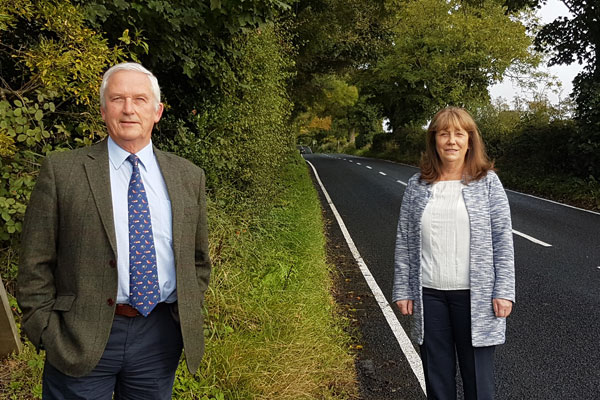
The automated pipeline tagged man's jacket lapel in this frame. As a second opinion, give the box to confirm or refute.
[84,140,117,255]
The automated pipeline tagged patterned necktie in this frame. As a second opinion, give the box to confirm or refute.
[127,154,160,317]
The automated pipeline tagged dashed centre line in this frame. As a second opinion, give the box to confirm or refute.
[396,179,407,186]
[512,230,552,247]
[379,171,387,176]
[366,166,373,169]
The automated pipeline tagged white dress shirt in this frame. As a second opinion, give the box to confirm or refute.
[107,137,176,304]
[420,180,471,290]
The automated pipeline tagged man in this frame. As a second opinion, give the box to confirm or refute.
[17,62,211,399]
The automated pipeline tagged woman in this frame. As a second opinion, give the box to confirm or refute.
[392,107,515,400]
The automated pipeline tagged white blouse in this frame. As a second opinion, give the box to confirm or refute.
[420,180,471,290]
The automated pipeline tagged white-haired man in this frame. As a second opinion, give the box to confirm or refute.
[18,62,211,399]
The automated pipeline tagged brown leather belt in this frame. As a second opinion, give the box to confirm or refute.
[115,304,140,317]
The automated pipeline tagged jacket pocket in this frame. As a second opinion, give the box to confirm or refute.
[52,294,76,311]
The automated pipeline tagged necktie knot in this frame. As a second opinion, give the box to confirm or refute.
[127,154,139,168]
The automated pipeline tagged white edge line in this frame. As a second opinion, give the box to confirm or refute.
[505,189,600,216]
[379,172,387,176]
[305,159,427,395]
[512,229,552,247]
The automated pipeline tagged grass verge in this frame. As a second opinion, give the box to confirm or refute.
[0,154,357,399]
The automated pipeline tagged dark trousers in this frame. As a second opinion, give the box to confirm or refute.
[42,302,183,400]
[420,288,495,400]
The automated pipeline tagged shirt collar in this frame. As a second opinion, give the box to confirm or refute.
[107,137,154,171]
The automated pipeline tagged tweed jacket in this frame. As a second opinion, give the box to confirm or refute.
[392,170,515,347]
[17,140,211,376]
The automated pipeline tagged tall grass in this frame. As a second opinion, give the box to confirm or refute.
[174,155,357,399]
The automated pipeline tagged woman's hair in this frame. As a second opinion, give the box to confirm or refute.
[420,106,494,183]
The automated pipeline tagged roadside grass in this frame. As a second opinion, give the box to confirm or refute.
[0,154,357,399]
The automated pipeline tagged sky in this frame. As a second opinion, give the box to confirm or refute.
[489,0,585,105]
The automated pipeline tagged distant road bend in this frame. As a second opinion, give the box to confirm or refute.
[305,153,600,400]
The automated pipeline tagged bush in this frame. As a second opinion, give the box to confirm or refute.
[0,0,127,286]
[157,26,295,214]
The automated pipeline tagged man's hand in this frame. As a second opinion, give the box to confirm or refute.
[493,298,513,318]
[395,300,413,315]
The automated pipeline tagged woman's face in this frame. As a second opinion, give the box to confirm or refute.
[435,123,469,167]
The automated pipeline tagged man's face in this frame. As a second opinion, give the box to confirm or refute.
[101,70,163,152]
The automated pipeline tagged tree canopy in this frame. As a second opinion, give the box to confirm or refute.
[360,0,537,130]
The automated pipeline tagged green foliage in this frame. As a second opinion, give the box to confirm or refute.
[76,0,293,120]
[349,96,383,149]
[290,0,389,118]
[361,0,538,130]
[534,0,600,178]
[174,158,356,399]
[157,26,295,211]
[0,342,45,399]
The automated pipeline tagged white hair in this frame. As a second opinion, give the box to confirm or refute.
[100,62,161,110]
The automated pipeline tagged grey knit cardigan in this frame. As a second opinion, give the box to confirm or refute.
[392,170,515,347]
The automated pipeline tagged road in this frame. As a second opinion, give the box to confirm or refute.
[304,153,600,400]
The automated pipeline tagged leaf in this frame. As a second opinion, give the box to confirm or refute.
[118,29,131,45]
[35,109,43,121]
[210,0,221,10]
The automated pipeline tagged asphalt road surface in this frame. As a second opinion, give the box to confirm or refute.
[304,153,600,400]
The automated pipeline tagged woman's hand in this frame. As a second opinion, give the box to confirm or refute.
[493,298,513,318]
[396,300,414,315]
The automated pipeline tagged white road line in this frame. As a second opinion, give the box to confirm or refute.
[305,160,427,395]
[349,160,353,163]
[379,172,387,176]
[357,162,362,165]
[396,180,407,186]
[366,166,373,169]
[506,189,600,216]
[512,229,552,247]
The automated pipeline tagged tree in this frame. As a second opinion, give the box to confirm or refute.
[75,0,294,120]
[360,0,538,131]
[290,0,389,116]
[534,0,600,177]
